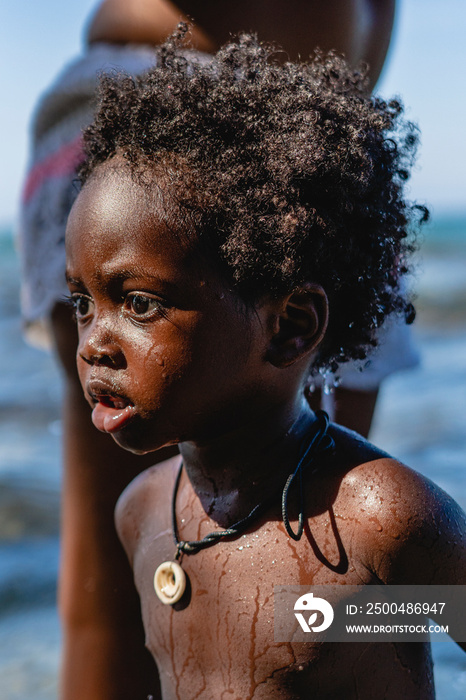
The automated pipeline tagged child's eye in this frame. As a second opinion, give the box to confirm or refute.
[71,294,94,320]
[125,293,164,318]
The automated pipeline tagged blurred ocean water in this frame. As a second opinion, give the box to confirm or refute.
[0,216,465,698]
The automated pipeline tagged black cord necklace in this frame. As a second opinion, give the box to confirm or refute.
[153,410,334,605]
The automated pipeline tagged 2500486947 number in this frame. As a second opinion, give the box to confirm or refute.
[366,602,446,615]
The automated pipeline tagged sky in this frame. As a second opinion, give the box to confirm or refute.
[0,0,465,228]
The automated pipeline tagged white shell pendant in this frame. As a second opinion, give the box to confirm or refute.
[154,561,186,605]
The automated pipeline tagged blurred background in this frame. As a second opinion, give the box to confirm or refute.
[0,1,465,697]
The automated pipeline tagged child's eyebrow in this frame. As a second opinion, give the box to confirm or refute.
[65,273,83,287]
[66,267,184,297]
[99,267,172,286]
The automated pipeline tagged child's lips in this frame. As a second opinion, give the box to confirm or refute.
[91,401,136,433]
[87,385,136,434]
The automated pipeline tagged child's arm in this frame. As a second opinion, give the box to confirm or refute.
[356,459,466,648]
[367,461,466,586]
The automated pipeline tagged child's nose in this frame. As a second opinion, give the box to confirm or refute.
[78,320,125,368]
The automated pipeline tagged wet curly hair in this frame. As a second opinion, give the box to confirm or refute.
[79,25,427,374]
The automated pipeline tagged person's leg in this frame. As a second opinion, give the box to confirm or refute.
[332,387,379,438]
[51,302,176,699]
[307,387,379,438]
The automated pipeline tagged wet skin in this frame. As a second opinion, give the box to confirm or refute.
[66,160,300,459]
[118,454,442,699]
[66,160,466,699]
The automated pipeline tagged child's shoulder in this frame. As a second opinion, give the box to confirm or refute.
[115,453,181,564]
[329,425,466,585]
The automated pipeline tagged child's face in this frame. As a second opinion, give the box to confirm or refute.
[66,161,280,454]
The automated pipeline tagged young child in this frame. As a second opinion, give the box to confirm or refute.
[65,30,466,699]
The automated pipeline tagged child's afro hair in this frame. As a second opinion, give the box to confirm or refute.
[80,24,427,374]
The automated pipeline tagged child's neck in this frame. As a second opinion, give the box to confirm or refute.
[179,398,318,527]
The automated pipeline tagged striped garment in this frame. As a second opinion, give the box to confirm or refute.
[18,43,209,347]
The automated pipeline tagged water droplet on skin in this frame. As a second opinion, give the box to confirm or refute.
[238,546,243,551]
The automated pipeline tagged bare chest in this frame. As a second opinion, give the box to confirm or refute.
[133,514,389,699]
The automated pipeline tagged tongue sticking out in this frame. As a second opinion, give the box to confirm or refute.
[92,399,136,433]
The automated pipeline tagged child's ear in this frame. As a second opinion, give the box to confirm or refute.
[266,284,328,368]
